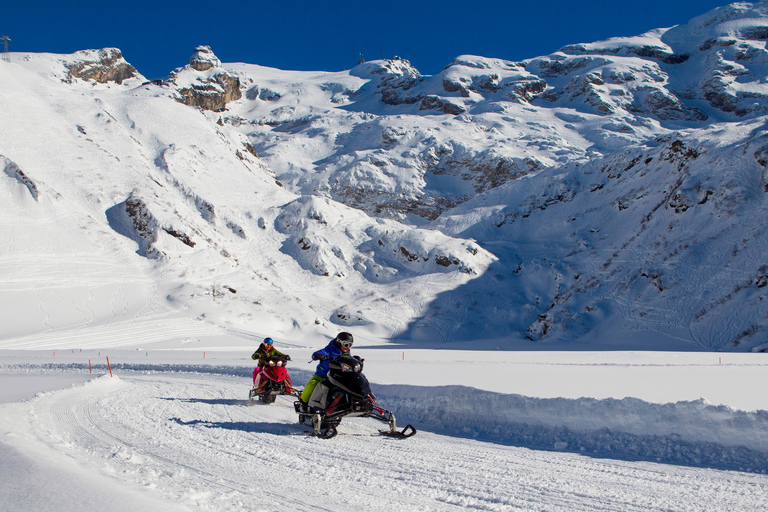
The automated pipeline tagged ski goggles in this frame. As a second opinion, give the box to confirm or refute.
[338,339,353,348]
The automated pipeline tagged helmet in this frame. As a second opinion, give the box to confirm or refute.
[263,337,274,346]
[335,332,353,348]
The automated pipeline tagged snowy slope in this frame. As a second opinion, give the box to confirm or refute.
[0,48,494,349]
[2,366,768,512]
[427,131,768,349]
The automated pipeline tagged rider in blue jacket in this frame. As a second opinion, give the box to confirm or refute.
[299,332,354,405]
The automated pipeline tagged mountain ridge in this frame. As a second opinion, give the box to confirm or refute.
[2,1,768,351]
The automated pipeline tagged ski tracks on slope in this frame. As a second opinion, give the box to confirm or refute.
[0,318,224,350]
[2,372,767,511]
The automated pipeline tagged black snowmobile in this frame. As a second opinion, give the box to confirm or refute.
[294,354,416,439]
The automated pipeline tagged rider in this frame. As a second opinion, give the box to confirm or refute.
[299,332,354,407]
[251,337,291,389]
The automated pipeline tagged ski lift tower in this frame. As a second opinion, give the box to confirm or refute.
[1,36,10,63]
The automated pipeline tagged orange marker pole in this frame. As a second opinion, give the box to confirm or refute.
[89,359,92,374]
[106,356,113,377]
[204,352,206,359]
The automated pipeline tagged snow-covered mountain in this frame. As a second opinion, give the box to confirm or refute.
[2,1,768,351]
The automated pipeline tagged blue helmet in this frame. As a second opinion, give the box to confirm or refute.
[263,337,274,346]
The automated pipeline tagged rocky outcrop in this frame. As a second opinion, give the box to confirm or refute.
[274,195,493,279]
[419,95,465,115]
[628,87,708,122]
[106,194,161,258]
[187,45,221,71]
[175,74,241,112]
[2,156,39,200]
[172,46,242,112]
[106,193,199,258]
[506,78,547,102]
[354,58,425,106]
[441,57,546,103]
[562,73,615,115]
[427,150,542,196]
[532,52,706,120]
[560,43,690,65]
[65,48,138,84]
[755,146,768,192]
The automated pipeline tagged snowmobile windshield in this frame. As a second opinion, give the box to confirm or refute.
[329,356,361,373]
[329,371,371,397]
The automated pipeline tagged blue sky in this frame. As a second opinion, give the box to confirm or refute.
[4,0,731,79]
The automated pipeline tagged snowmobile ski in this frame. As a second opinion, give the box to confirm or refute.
[379,423,417,438]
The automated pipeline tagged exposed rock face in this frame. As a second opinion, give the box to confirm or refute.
[172,46,242,112]
[353,58,425,106]
[106,193,198,258]
[531,52,709,121]
[562,73,615,115]
[274,195,493,278]
[123,195,160,258]
[627,87,707,121]
[506,78,547,102]
[755,146,768,192]
[441,57,546,103]
[419,95,465,115]
[426,146,543,196]
[559,43,690,65]
[187,45,221,71]
[175,73,241,111]
[65,48,138,84]
[2,156,38,200]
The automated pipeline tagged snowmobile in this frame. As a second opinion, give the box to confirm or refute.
[248,356,297,404]
[294,354,416,439]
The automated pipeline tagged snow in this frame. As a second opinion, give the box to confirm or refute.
[2,347,768,511]
[2,364,768,511]
[3,2,768,510]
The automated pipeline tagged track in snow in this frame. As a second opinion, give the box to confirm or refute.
[2,372,767,511]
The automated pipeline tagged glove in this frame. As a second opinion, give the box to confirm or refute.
[312,354,324,361]
[284,355,291,361]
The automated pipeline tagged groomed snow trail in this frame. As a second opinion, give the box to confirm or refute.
[1,373,767,511]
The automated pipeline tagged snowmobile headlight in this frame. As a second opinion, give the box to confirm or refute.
[277,360,284,366]
[341,363,353,372]
[268,360,276,366]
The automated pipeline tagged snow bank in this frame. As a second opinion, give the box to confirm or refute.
[375,385,768,473]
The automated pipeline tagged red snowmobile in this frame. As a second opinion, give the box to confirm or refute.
[249,356,297,404]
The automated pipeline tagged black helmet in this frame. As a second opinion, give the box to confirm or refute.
[335,332,354,348]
